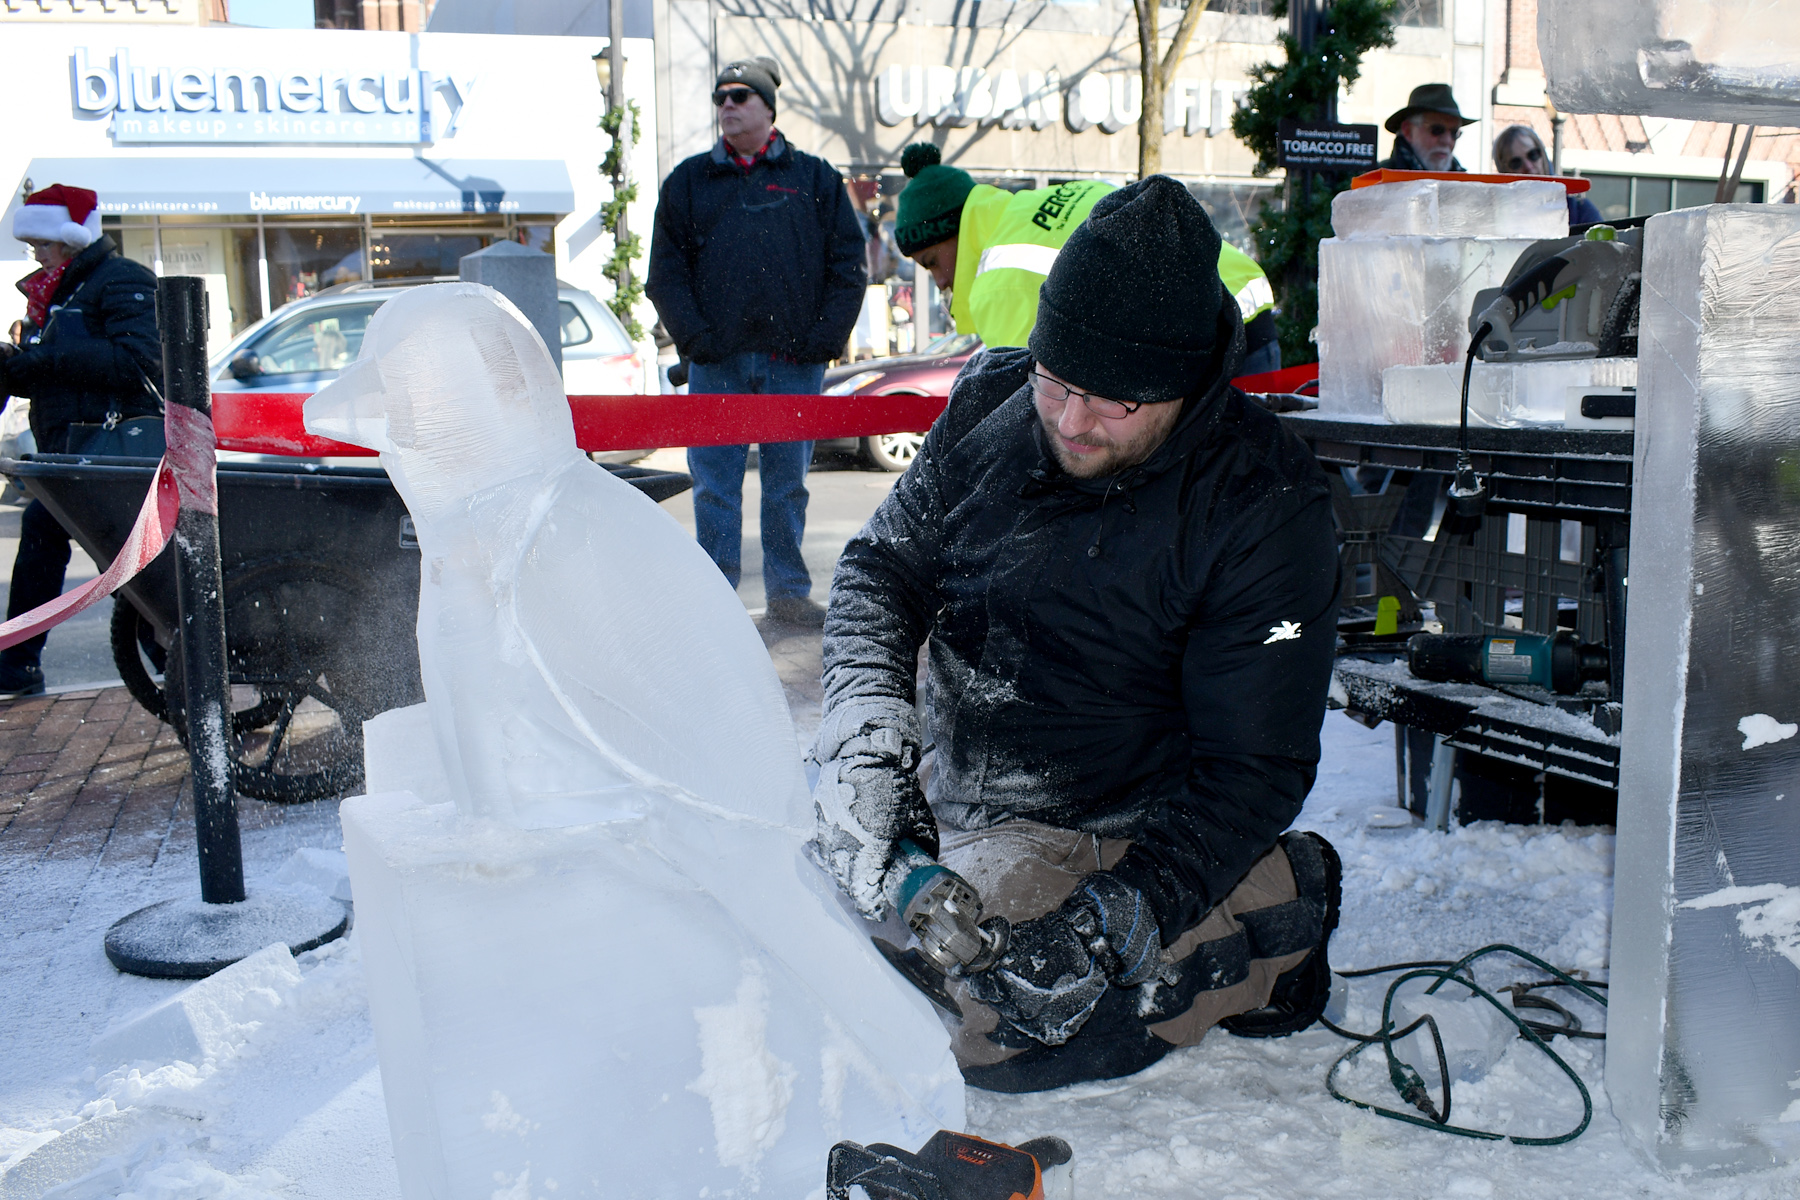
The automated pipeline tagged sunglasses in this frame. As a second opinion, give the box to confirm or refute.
[713,87,756,107]
[1031,368,1143,419]
[1423,122,1464,139]
[1503,147,1546,171]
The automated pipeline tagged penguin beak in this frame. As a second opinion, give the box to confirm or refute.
[304,355,391,451]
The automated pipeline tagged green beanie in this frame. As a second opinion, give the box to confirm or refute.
[895,143,974,255]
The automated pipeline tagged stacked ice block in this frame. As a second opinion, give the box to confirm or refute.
[306,285,962,1199]
[1317,179,1568,416]
[1611,205,1800,1172]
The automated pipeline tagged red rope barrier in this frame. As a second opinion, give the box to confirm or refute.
[210,392,954,458]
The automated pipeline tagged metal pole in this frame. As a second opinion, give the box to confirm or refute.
[158,275,244,906]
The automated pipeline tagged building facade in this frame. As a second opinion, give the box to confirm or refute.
[2,25,658,355]
[653,0,1484,252]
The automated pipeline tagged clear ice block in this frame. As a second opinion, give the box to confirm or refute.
[1330,179,1570,241]
[1318,236,1545,415]
[309,285,963,1199]
[1610,204,1800,1173]
[1541,0,1800,124]
[1381,358,1638,427]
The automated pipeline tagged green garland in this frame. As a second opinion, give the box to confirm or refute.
[600,99,645,341]
[1231,0,1395,367]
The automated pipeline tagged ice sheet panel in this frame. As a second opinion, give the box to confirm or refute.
[1318,237,1543,415]
[1611,204,1800,1173]
[1331,180,1569,240]
[1381,358,1637,426]
[305,283,810,832]
[343,791,962,1200]
[1540,0,1800,124]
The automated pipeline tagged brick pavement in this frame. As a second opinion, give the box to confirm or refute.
[0,624,830,867]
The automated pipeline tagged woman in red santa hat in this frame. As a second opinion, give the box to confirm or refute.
[0,183,163,695]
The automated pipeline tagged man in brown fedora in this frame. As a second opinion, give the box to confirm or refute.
[1378,83,1473,173]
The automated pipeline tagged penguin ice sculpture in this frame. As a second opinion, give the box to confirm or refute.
[304,282,808,830]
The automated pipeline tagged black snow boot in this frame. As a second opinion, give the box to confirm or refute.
[1220,830,1342,1038]
[0,659,45,698]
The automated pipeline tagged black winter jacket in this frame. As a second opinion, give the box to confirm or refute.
[4,237,162,452]
[647,135,867,365]
[821,310,1340,943]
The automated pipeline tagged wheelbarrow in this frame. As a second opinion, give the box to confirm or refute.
[1,453,692,802]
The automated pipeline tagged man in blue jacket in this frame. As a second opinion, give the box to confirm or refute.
[647,58,867,627]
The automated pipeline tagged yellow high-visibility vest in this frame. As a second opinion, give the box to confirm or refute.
[949,180,1113,348]
[947,180,1274,347]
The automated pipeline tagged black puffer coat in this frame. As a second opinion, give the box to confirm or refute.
[4,236,162,452]
[822,311,1340,942]
[647,134,867,365]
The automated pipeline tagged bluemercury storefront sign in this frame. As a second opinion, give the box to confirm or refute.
[70,48,476,145]
[873,64,1249,137]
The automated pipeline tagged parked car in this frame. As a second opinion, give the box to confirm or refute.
[212,277,646,400]
[817,332,979,471]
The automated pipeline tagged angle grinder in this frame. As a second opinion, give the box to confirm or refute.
[885,838,1009,976]
[1408,630,1609,695]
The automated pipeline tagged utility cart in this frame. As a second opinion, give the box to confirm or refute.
[2,453,691,803]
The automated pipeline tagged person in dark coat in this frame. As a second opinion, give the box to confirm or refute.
[1378,83,1473,173]
[0,184,162,695]
[809,177,1343,1093]
[646,57,867,628]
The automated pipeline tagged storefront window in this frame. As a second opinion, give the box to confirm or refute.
[91,213,566,333]
[369,230,498,279]
[264,221,364,307]
[1584,174,1763,222]
[106,217,266,343]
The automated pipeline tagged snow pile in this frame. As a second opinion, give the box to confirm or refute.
[6,715,1800,1197]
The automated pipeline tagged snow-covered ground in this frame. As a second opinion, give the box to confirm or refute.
[4,713,1798,1199]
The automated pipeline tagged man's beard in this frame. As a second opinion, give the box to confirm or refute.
[1423,147,1453,170]
[1039,402,1183,479]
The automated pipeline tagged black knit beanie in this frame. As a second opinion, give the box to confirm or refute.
[716,58,781,115]
[1028,175,1227,405]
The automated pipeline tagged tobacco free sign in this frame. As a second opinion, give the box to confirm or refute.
[1276,120,1379,172]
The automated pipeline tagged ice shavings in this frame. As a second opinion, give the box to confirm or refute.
[1680,884,1800,972]
[688,964,797,1179]
[1739,713,1798,750]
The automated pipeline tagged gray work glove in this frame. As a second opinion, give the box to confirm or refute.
[966,873,1167,1046]
[808,697,935,920]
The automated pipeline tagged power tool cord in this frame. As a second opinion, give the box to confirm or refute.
[1320,943,1605,1146]
[1446,327,1491,515]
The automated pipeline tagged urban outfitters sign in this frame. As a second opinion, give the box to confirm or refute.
[873,64,1248,137]
[69,48,477,145]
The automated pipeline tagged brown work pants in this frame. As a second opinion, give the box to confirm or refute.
[938,820,1314,1092]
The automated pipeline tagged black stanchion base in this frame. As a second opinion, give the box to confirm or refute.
[104,891,349,979]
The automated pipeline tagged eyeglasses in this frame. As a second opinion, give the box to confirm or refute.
[1031,368,1142,419]
[713,87,755,107]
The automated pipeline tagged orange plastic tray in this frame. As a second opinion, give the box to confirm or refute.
[1350,168,1590,193]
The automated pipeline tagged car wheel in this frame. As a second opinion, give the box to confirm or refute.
[863,431,925,472]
